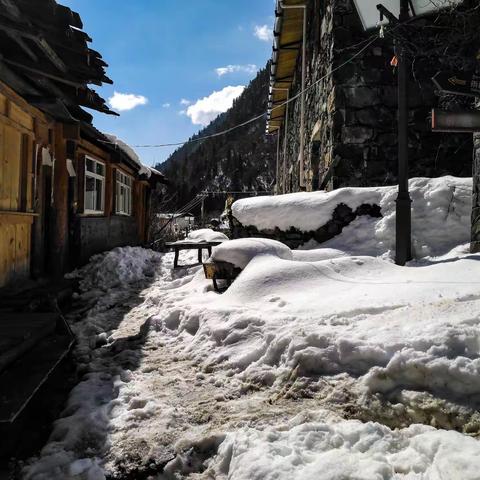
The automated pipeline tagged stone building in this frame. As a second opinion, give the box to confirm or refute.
[267,0,477,194]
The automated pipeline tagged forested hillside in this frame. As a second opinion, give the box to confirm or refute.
[157,63,276,216]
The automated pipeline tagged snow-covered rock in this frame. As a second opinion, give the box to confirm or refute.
[233,176,472,257]
[211,238,293,269]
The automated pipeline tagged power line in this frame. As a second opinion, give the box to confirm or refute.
[99,33,380,150]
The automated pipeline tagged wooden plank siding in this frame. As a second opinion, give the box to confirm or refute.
[0,87,38,288]
[0,214,34,286]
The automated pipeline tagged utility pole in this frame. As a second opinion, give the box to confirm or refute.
[395,0,412,265]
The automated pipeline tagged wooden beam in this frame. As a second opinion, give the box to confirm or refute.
[0,61,41,96]
[2,57,82,88]
[50,123,69,277]
[33,37,68,73]
[0,212,37,226]
[6,32,38,62]
[0,0,21,20]
[62,123,80,141]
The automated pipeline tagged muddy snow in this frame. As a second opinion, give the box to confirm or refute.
[23,177,480,480]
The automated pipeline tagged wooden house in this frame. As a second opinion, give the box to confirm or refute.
[0,0,167,291]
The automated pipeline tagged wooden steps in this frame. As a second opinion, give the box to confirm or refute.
[0,333,73,423]
[0,313,59,374]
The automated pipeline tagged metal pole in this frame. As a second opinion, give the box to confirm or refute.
[395,0,412,265]
[275,129,281,194]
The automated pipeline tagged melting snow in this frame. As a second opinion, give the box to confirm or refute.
[23,176,480,479]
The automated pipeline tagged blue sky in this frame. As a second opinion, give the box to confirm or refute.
[61,0,275,166]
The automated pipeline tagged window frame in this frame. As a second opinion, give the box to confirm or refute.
[115,169,133,216]
[84,156,106,215]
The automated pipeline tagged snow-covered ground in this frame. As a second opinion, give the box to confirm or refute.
[23,178,480,480]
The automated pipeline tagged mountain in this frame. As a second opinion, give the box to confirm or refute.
[156,63,276,217]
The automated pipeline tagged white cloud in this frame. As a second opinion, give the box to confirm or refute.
[162,102,171,108]
[186,85,245,126]
[180,98,191,106]
[215,64,258,77]
[254,24,273,42]
[108,91,148,111]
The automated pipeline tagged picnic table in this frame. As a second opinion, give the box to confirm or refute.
[165,241,223,268]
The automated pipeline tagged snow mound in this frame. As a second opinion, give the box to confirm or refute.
[211,417,480,479]
[292,248,347,262]
[233,176,472,258]
[211,238,293,269]
[153,250,480,403]
[66,246,163,290]
[186,228,229,243]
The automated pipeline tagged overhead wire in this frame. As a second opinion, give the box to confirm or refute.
[99,32,382,150]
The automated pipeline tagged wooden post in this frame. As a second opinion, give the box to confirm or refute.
[50,123,69,277]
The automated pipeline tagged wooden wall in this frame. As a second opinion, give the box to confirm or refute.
[0,88,37,288]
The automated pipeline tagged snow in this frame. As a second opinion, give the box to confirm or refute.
[211,238,293,268]
[24,176,480,479]
[66,246,163,290]
[153,249,480,404]
[208,415,480,480]
[185,228,229,242]
[104,133,141,167]
[232,176,472,257]
[104,134,163,180]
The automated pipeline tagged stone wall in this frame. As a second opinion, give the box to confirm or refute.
[472,134,480,252]
[277,0,475,194]
[230,203,381,249]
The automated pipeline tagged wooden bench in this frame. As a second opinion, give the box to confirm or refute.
[165,241,223,268]
[203,260,241,292]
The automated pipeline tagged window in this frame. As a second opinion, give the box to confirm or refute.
[84,157,105,214]
[115,170,133,215]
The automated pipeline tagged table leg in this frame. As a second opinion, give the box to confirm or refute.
[207,247,212,257]
[174,249,179,268]
[198,248,202,264]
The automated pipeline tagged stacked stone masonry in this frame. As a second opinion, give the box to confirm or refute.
[231,203,382,249]
[276,0,476,194]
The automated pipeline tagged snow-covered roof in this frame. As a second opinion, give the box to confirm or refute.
[104,133,166,182]
[104,133,141,167]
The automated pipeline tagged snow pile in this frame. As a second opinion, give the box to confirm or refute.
[66,246,163,291]
[209,416,480,479]
[211,238,293,269]
[153,249,480,404]
[233,176,472,257]
[24,247,171,480]
[186,228,229,243]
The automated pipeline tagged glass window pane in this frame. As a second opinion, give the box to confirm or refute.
[96,163,105,176]
[95,179,103,211]
[86,158,94,172]
[85,176,95,210]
